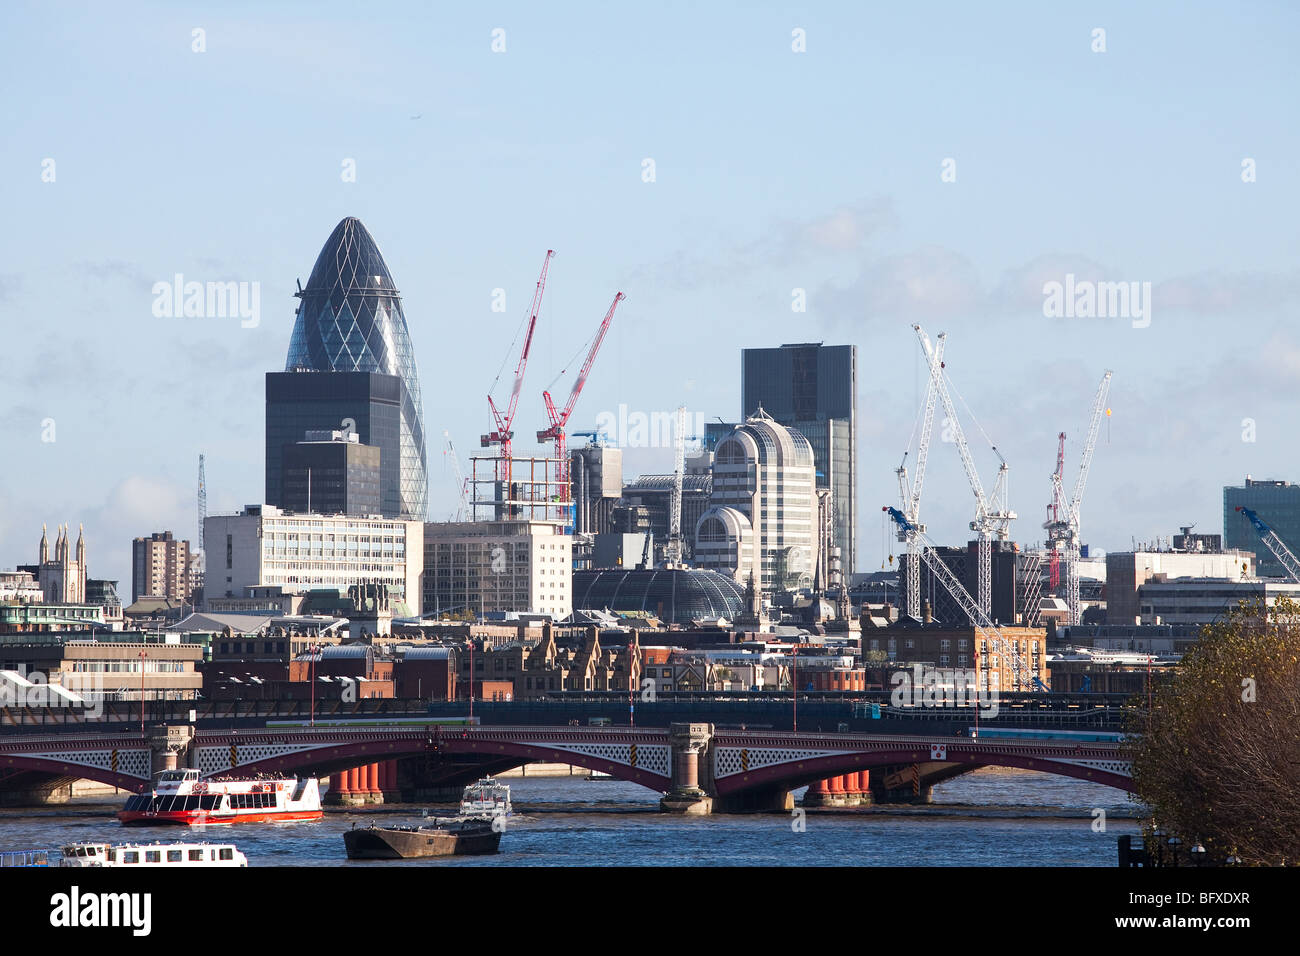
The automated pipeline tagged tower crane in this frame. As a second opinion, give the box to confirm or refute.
[1235,507,1300,583]
[665,405,687,566]
[443,430,470,521]
[1043,371,1113,624]
[884,506,1044,692]
[537,291,624,527]
[913,325,1015,620]
[483,250,555,485]
[895,332,945,619]
[1045,433,1066,591]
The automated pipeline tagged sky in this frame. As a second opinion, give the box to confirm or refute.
[2,1,1298,588]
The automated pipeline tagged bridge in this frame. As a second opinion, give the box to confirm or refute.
[0,721,1131,812]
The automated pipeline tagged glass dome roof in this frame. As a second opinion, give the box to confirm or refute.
[572,568,746,624]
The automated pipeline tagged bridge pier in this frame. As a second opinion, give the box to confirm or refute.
[802,772,872,808]
[0,782,73,806]
[151,724,194,777]
[713,787,794,813]
[659,722,714,815]
[871,765,934,804]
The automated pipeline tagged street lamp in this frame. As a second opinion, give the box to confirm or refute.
[139,649,148,737]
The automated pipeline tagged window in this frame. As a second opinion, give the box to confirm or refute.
[123,851,138,864]
[167,850,183,862]
[146,851,161,863]
[219,848,233,861]
[189,849,204,861]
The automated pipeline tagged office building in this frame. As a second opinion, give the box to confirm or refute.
[205,506,423,616]
[569,442,623,535]
[1106,548,1255,624]
[281,430,382,516]
[694,409,818,592]
[742,343,857,578]
[898,542,1041,626]
[131,531,192,603]
[1223,477,1300,578]
[1137,578,1300,625]
[423,520,572,619]
[271,217,427,520]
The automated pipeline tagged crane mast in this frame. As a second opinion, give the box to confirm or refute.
[483,250,554,485]
[1045,433,1066,590]
[443,431,470,521]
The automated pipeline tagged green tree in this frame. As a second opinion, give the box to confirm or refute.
[1127,597,1300,865]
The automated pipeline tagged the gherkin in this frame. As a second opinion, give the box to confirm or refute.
[284,217,427,519]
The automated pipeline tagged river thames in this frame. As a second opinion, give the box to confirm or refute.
[2,767,1140,866]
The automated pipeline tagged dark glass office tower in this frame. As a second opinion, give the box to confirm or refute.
[742,343,857,578]
[278,217,427,519]
[266,372,400,514]
[1224,477,1300,577]
[281,434,382,516]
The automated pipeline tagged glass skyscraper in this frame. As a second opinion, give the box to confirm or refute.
[275,217,427,519]
[741,343,856,578]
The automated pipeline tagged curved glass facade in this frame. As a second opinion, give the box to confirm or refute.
[285,218,427,519]
[572,568,745,624]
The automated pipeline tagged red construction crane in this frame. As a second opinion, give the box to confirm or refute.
[482,249,554,484]
[538,291,624,508]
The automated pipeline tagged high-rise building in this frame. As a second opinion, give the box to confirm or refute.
[742,343,856,579]
[281,430,382,516]
[205,506,423,615]
[271,217,427,520]
[423,520,572,619]
[1106,548,1256,625]
[693,408,818,592]
[131,531,192,603]
[898,542,1041,627]
[1223,477,1300,578]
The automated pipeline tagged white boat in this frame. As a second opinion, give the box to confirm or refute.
[459,777,511,819]
[118,769,322,826]
[585,770,613,780]
[58,841,247,867]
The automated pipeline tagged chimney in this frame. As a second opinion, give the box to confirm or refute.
[922,599,933,625]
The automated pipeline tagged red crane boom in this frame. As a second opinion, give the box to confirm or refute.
[483,249,554,483]
[538,291,624,508]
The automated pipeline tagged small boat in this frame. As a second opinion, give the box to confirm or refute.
[585,769,613,781]
[118,769,322,826]
[0,849,51,867]
[459,777,511,819]
[56,841,247,867]
[343,817,501,860]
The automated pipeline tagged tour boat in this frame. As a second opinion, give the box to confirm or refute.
[58,841,247,867]
[459,777,511,819]
[118,769,322,826]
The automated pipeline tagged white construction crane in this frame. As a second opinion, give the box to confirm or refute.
[914,325,1014,620]
[665,405,687,567]
[443,430,470,522]
[885,507,1043,691]
[895,332,946,619]
[1043,371,1113,625]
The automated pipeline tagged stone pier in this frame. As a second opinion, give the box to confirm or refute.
[659,722,714,815]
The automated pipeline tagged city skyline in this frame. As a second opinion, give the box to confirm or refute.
[4,2,1299,589]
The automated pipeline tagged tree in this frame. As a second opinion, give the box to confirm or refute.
[1127,597,1300,865]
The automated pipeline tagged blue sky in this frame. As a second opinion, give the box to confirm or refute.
[2,1,1298,587]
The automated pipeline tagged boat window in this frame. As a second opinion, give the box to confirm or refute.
[145,851,161,863]
[167,850,182,862]
[188,850,204,861]
[76,847,87,857]
[123,851,138,864]
[186,796,200,811]
[219,848,233,860]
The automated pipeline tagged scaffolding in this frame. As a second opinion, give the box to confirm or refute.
[469,455,572,525]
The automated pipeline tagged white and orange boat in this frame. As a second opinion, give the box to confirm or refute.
[118,769,322,826]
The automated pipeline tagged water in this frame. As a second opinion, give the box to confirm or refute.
[1,769,1141,867]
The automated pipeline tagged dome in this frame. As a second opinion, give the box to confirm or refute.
[285,217,427,519]
[572,568,746,624]
[714,405,814,470]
